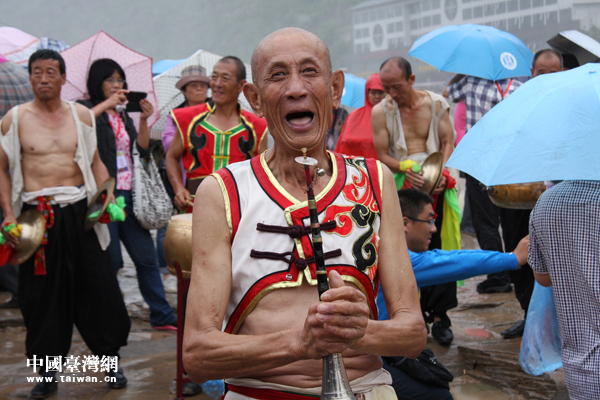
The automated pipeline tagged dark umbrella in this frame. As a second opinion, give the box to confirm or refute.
[547,30,600,68]
[0,55,34,119]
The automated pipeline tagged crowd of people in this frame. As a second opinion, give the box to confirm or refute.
[0,25,597,400]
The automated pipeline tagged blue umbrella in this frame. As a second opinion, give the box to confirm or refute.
[152,58,185,76]
[446,63,600,185]
[340,72,366,109]
[408,24,534,81]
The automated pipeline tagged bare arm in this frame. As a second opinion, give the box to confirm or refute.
[135,99,153,150]
[165,128,191,211]
[183,178,369,382]
[90,90,127,118]
[75,104,111,186]
[430,105,455,195]
[533,271,552,287]
[372,102,400,173]
[350,167,427,358]
[0,112,16,225]
[437,106,454,165]
[91,149,110,187]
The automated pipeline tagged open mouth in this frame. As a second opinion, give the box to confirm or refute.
[285,111,314,130]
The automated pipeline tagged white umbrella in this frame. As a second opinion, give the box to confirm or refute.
[151,49,253,140]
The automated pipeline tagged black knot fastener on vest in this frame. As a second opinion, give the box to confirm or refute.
[295,258,308,271]
[287,225,305,239]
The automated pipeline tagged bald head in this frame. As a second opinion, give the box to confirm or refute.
[251,28,332,82]
[380,57,412,81]
[531,49,562,78]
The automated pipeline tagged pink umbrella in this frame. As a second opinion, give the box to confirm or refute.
[0,27,40,65]
[60,31,159,129]
[0,53,7,64]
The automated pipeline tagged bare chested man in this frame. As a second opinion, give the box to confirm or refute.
[166,56,268,212]
[372,57,454,191]
[371,57,458,347]
[182,29,426,399]
[0,50,130,399]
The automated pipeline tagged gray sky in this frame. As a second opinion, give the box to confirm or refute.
[1,0,360,68]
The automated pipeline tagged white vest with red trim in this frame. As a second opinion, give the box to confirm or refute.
[212,151,383,334]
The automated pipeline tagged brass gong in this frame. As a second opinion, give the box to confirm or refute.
[419,152,444,195]
[8,209,45,265]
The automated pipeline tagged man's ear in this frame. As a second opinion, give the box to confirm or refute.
[236,79,247,94]
[243,82,264,118]
[408,74,416,86]
[330,70,345,110]
[403,216,409,228]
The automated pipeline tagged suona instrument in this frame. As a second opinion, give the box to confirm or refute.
[295,148,354,400]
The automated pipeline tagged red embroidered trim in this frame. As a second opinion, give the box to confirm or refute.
[214,168,241,239]
[34,196,55,276]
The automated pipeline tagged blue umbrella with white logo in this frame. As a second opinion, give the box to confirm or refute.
[408,24,534,81]
[446,63,600,185]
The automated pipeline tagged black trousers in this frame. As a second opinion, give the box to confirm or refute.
[18,199,130,360]
[420,192,458,325]
[383,358,454,400]
[466,175,535,315]
[0,263,18,297]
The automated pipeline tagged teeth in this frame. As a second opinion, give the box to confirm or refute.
[288,115,312,125]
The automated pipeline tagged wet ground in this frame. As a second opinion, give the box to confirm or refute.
[0,188,567,399]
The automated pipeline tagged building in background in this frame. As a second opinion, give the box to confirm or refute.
[350,0,599,74]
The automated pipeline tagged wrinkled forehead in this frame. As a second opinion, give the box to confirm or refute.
[252,30,331,80]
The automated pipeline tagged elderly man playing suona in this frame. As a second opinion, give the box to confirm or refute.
[166,56,268,213]
[182,28,426,400]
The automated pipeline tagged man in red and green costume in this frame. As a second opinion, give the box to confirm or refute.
[166,56,268,212]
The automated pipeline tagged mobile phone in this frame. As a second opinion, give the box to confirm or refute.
[125,91,147,112]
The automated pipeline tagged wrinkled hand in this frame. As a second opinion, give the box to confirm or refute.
[405,169,424,189]
[513,235,530,267]
[296,271,370,359]
[0,217,19,247]
[103,89,128,111]
[139,99,154,120]
[431,174,447,195]
[174,188,192,211]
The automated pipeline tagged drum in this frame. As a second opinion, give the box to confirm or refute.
[487,182,546,209]
[164,214,193,279]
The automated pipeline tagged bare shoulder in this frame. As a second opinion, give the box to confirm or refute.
[371,99,385,120]
[0,108,14,136]
[416,89,432,106]
[73,102,93,127]
[193,175,231,243]
[196,175,227,214]
[380,164,395,193]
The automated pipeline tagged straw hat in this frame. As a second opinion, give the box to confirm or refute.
[176,65,209,90]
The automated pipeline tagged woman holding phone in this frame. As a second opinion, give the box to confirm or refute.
[79,58,177,331]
